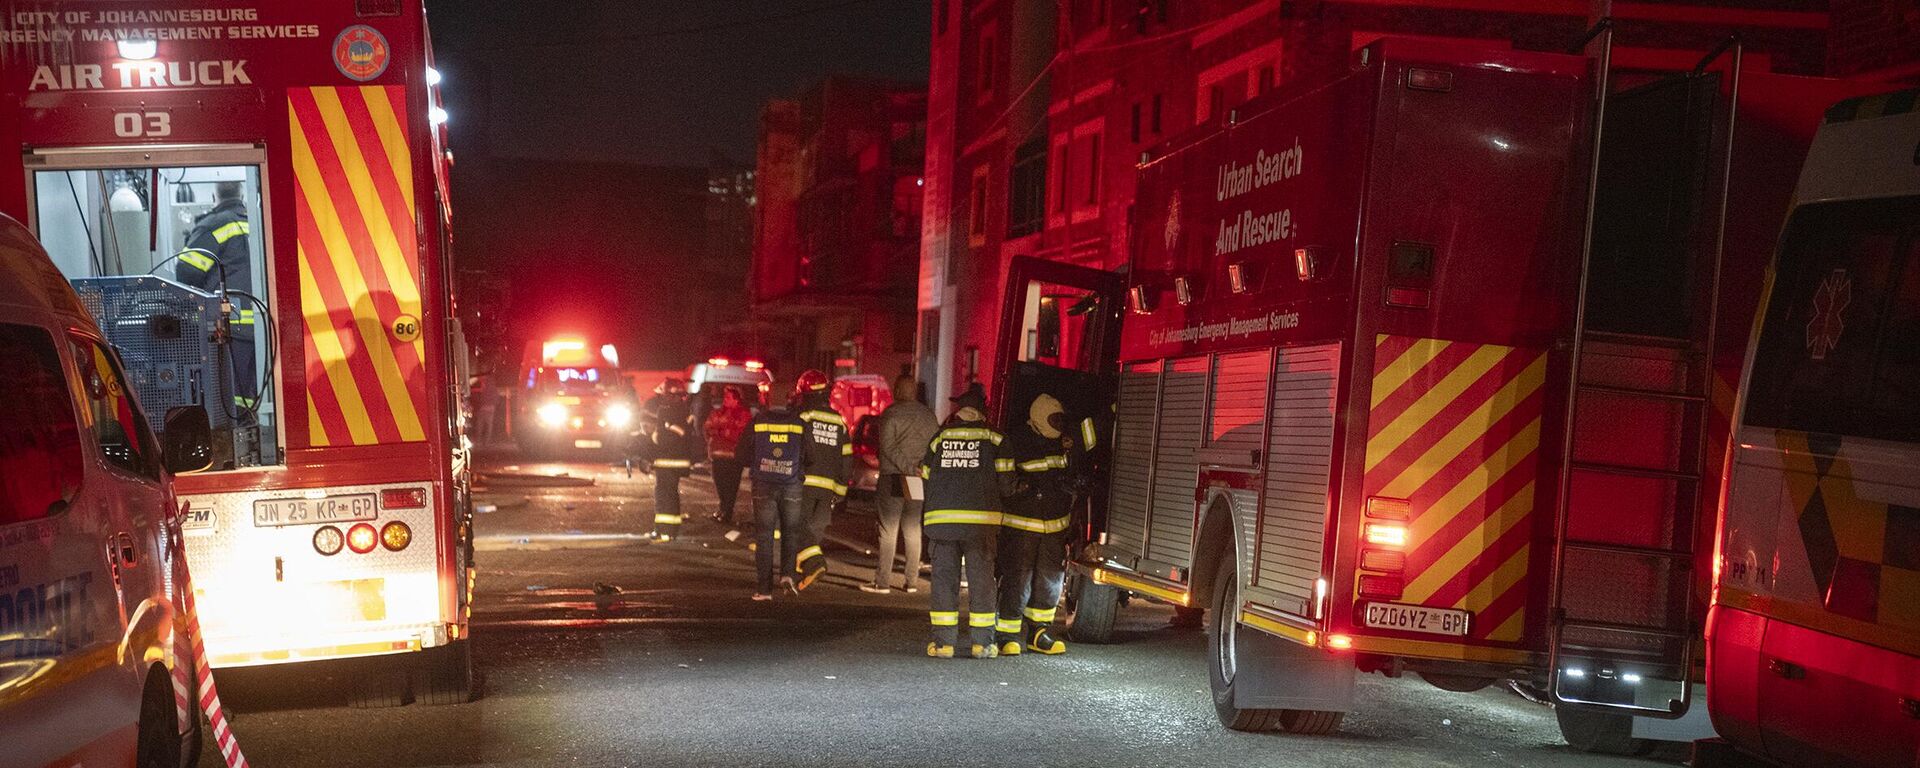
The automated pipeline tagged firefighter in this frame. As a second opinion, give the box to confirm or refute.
[643,378,696,541]
[994,393,1087,656]
[791,370,850,591]
[175,180,259,410]
[921,382,1014,659]
[736,389,809,600]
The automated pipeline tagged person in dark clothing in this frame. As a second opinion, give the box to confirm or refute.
[703,386,753,527]
[737,396,809,600]
[792,369,850,591]
[920,382,1014,659]
[175,181,259,409]
[643,379,696,541]
[995,392,1088,656]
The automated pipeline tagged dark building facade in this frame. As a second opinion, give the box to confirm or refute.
[917,0,1920,408]
[751,76,928,382]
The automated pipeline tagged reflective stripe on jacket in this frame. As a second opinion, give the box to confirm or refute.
[921,421,1013,538]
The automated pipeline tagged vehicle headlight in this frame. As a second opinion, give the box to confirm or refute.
[537,402,568,427]
[604,403,633,428]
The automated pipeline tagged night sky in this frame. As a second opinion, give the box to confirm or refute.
[427,0,930,166]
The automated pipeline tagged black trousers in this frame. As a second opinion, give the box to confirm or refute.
[928,533,997,647]
[651,467,687,536]
[794,491,837,574]
[752,482,802,593]
[996,530,1068,641]
[710,456,744,522]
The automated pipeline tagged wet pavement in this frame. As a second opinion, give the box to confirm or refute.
[197,451,1681,768]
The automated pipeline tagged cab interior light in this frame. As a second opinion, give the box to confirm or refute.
[346,523,379,554]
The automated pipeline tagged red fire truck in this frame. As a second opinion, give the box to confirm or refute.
[1702,89,1920,768]
[998,31,1878,750]
[0,1,473,705]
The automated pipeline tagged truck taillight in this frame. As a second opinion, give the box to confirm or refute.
[1359,549,1405,572]
[381,521,412,551]
[313,526,345,556]
[1358,575,1404,600]
[347,523,379,554]
[1365,496,1410,520]
[1364,523,1407,548]
[381,488,427,510]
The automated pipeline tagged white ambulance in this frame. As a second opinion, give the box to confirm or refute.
[0,213,212,768]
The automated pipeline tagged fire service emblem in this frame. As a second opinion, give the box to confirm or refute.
[333,25,391,82]
[1806,268,1851,361]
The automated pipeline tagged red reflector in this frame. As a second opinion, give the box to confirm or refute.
[1386,287,1431,309]
[381,488,427,509]
[1326,634,1355,650]
[1358,575,1403,600]
[1360,549,1405,573]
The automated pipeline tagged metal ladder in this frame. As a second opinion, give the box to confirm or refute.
[1546,26,1744,718]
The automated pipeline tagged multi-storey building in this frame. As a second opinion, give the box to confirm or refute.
[751,76,929,381]
[917,0,1916,408]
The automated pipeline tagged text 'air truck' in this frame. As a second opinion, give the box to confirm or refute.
[0,0,475,706]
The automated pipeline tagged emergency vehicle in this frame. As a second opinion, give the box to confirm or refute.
[513,337,636,454]
[0,1,475,705]
[996,30,1879,748]
[0,214,212,767]
[686,355,773,402]
[1703,89,1920,768]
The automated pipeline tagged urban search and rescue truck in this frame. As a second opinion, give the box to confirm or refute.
[1704,89,1920,768]
[997,31,1884,751]
[0,0,474,705]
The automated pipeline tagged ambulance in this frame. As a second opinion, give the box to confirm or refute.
[0,0,475,706]
[1703,88,1920,768]
[513,337,636,455]
[0,214,210,768]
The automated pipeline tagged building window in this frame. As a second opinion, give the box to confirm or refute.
[1008,139,1048,238]
[1131,102,1142,143]
[1151,94,1163,134]
[1085,134,1102,205]
[969,166,990,245]
[1055,138,1072,214]
[1258,65,1276,95]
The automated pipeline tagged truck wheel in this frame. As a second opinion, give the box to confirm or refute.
[1206,557,1344,734]
[135,666,183,768]
[413,640,476,705]
[1556,705,1652,755]
[1066,575,1120,644]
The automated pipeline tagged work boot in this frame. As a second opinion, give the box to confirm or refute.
[796,563,827,592]
[1027,627,1067,655]
[998,640,1023,657]
[926,642,954,659]
[970,643,999,659]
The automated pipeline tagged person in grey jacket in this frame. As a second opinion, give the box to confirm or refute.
[862,375,941,594]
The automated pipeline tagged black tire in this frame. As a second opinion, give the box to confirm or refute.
[135,666,183,768]
[349,660,411,708]
[1066,576,1119,644]
[1206,556,1345,735]
[1556,704,1654,756]
[413,640,475,705]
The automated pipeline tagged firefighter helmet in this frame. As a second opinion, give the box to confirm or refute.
[793,369,830,398]
[1028,393,1065,439]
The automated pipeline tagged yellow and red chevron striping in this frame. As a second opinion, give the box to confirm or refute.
[1363,335,1547,644]
[290,85,425,447]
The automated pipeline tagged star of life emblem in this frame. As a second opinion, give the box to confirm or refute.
[1806,268,1851,361]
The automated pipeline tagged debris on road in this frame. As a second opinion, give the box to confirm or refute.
[479,471,597,488]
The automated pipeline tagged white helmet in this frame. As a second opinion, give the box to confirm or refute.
[1028,393,1065,439]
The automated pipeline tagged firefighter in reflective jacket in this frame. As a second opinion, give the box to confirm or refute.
[921,383,1015,659]
[792,370,849,590]
[644,379,696,541]
[175,181,259,409]
[995,393,1088,656]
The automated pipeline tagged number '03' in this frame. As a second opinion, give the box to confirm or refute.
[113,112,171,138]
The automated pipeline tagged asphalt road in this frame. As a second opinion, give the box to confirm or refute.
[196,453,1681,768]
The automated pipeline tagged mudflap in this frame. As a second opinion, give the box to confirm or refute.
[1234,623,1356,712]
